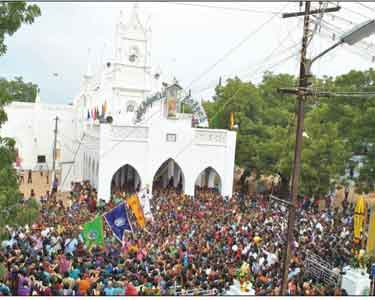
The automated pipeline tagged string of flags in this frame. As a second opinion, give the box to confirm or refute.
[86,100,108,121]
[81,194,145,248]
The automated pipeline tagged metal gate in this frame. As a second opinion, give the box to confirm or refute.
[304,251,342,287]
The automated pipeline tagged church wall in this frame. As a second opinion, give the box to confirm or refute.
[96,104,236,201]
[1,102,76,171]
[98,123,149,201]
[113,63,150,94]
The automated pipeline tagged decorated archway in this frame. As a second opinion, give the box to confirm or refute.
[195,167,222,193]
[111,164,141,194]
[152,158,185,194]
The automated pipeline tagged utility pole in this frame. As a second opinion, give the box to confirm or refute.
[279,2,311,295]
[52,116,59,175]
[278,1,339,295]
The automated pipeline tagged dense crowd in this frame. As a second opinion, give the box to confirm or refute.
[0,181,356,296]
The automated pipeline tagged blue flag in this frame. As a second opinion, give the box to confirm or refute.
[104,203,132,241]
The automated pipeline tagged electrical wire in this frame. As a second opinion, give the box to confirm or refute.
[194,40,301,95]
[167,2,284,15]
[241,50,301,83]
[192,21,303,95]
[317,17,375,52]
[317,20,375,61]
[61,133,86,189]
[329,1,371,20]
[186,2,291,90]
[354,1,375,15]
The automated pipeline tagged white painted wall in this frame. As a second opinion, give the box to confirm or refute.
[96,99,236,201]
[1,102,76,171]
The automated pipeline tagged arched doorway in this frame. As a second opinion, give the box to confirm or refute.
[111,164,141,194]
[195,167,222,193]
[152,158,185,193]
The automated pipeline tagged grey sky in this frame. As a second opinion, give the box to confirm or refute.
[1,2,375,104]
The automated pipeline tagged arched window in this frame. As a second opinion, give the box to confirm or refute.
[127,104,135,112]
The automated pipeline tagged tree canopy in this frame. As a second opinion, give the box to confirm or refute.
[0,2,41,237]
[0,76,39,103]
[203,69,375,197]
[0,2,41,56]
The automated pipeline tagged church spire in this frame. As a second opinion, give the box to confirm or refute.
[126,3,145,33]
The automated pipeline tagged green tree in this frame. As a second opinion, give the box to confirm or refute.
[0,2,41,239]
[0,2,41,56]
[204,73,352,197]
[0,77,39,103]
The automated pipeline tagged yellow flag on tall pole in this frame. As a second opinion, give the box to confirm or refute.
[367,207,375,254]
[229,112,234,129]
[127,194,145,228]
[354,196,365,240]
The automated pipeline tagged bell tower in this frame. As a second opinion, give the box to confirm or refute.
[111,4,152,120]
[114,4,149,67]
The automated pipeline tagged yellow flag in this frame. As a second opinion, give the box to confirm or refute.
[229,112,234,129]
[104,100,108,113]
[367,208,375,254]
[127,194,145,228]
[354,196,365,239]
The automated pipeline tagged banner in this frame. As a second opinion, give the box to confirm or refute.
[104,203,132,241]
[167,96,177,118]
[127,194,145,228]
[82,215,104,248]
[354,196,365,240]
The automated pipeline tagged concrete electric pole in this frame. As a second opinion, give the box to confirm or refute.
[52,116,59,176]
[278,1,340,295]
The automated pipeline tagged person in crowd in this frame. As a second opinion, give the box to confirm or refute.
[0,180,355,296]
[27,169,32,184]
[52,177,59,194]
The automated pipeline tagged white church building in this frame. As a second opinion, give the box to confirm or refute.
[1,5,237,201]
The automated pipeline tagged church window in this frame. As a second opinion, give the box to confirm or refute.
[37,155,46,163]
[127,104,135,112]
[166,134,176,142]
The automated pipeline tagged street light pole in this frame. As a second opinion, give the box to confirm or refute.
[278,9,375,295]
[280,1,311,295]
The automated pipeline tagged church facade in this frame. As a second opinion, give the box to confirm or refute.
[1,5,237,201]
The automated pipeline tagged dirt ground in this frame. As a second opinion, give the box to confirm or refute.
[18,170,61,199]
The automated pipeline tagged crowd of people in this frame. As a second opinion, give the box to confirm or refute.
[0,180,357,296]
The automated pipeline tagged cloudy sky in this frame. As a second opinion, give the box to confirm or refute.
[1,2,375,104]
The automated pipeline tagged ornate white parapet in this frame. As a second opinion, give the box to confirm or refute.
[194,129,227,146]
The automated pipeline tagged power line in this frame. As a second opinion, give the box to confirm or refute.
[317,20,375,60]
[191,8,301,94]
[328,1,371,20]
[167,2,283,15]
[186,3,291,89]
[61,133,86,189]
[354,2,375,14]
[241,50,301,83]
[193,33,301,95]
